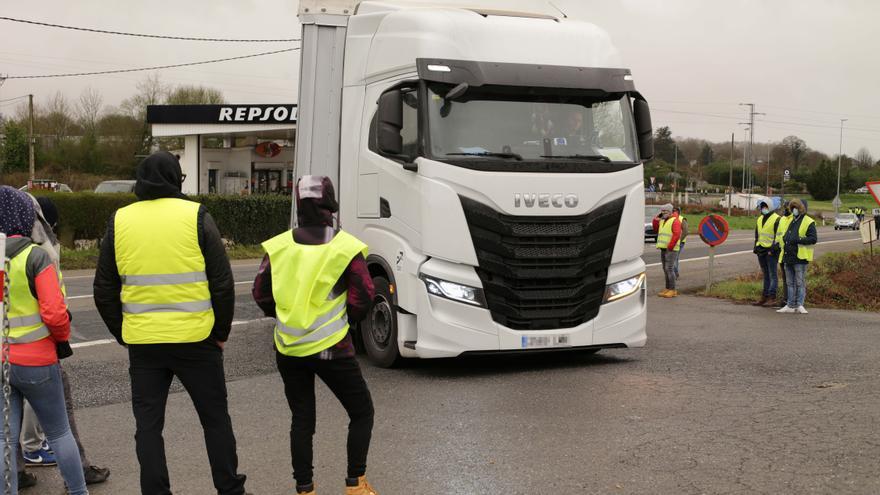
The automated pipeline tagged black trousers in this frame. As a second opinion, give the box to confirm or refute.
[129,342,247,495]
[276,352,375,487]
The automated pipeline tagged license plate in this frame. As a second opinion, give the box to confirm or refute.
[521,334,571,349]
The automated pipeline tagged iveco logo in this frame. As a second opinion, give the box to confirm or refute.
[514,193,579,208]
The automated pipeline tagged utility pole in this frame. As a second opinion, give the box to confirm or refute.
[728,133,734,217]
[28,94,35,183]
[673,143,678,203]
[836,118,848,216]
[739,103,765,211]
[766,142,771,196]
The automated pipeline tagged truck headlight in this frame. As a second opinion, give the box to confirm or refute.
[603,273,646,303]
[420,275,487,307]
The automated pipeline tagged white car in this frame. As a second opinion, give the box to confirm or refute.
[834,213,859,230]
[854,186,869,194]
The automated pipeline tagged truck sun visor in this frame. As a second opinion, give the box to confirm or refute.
[417,58,636,93]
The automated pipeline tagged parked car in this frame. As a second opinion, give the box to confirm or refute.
[19,180,73,193]
[854,186,869,194]
[834,213,859,230]
[94,180,136,193]
[644,205,662,242]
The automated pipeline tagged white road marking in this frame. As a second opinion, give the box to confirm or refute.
[65,280,252,301]
[71,339,115,349]
[645,237,861,267]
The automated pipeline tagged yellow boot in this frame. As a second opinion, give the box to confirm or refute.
[345,476,378,495]
[296,482,316,495]
[658,289,671,297]
[667,290,678,298]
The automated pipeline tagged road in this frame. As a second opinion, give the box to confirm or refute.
[21,226,876,494]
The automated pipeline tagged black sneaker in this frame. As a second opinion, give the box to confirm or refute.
[18,470,37,489]
[84,465,110,485]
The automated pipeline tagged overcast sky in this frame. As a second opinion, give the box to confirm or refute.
[2,0,879,159]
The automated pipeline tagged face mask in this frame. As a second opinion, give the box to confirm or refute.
[792,208,800,217]
[761,208,769,215]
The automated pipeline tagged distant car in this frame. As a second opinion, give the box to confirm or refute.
[19,180,73,193]
[834,213,859,231]
[854,186,869,194]
[94,180,136,193]
[644,205,662,242]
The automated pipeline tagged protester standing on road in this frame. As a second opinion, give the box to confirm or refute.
[93,151,250,495]
[0,185,88,495]
[253,176,378,495]
[14,197,110,490]
[672,207,688,279]
[874,209,880,239]
[776,198,817,314]
[653,204,682,298]
[774,202,794,309]
[752,201,781,306]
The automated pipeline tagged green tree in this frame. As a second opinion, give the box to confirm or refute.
[700,143,714,166]
[653,126,676,163]
[165,85,226,105]
[1,121,29,173]
[806,160,837,200]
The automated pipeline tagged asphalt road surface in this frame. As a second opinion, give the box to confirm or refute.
[22,226,877,494]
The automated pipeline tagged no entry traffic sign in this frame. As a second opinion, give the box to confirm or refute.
[698,214,730,247]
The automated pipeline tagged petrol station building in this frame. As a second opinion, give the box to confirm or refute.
[147,104,297,195]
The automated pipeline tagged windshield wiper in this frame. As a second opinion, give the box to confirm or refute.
[447,152,523,161]
[540,154,612,162]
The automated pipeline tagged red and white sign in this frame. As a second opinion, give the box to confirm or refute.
[867,181,880,207]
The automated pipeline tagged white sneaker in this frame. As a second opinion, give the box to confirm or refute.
[776,306,796,314]
[796,306,808,314]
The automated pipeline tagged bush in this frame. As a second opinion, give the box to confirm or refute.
[35,192,292,246]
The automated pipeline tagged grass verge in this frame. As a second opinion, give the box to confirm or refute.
[700,250,880,312]
[60,245,264,271]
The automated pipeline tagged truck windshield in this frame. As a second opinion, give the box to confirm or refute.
[425,83,639,168]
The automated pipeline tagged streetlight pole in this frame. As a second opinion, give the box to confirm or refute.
[835,118,847,216]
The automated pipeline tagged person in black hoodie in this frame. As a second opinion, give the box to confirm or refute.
[93,151,250,495]
[752,200,782,306]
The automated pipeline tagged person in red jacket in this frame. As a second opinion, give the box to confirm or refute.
[653,204,682,297]
[0,185,88,494]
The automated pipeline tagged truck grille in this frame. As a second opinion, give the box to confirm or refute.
[460,196,625,330]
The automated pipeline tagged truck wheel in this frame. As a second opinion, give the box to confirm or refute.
[361,277,401,368]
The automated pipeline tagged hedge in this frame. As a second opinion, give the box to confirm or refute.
[33,192,292,246]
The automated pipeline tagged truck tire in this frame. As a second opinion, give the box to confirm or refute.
[361,276,401,368]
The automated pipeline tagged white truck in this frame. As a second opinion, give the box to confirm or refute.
[293,0,654,367]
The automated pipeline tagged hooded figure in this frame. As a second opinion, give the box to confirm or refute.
[777,197,817,314]
[252,176,379,495]
[92,151,248,494]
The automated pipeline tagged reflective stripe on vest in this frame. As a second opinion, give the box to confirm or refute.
[796,216,816,262]
[756,213,780,248]
[6,244,53,345]
[262,229,368,357]
[115,198,214,344]
[655,217,681,252]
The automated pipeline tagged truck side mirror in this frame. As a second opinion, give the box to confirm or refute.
[377,90,404,156]
[633,97,654,161]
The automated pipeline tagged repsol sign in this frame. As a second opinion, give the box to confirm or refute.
[514,193,579,208]
[147,104,298,125]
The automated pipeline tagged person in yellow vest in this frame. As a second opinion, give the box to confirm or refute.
[773,203,794,309]
[93,152,250,495]
[776,198,817,314]
[654,204,682,297]
[672,207,688,279]
[253,176,377,495]
[752,201,781,306]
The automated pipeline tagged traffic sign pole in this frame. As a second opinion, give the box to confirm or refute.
[706,246,715,292]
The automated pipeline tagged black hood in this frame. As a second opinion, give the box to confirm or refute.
[134,151,187,201]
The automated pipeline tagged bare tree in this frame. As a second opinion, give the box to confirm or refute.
[854,147,874,169]
[77,87,104,132]
[43,91,76,141]
[121,73,166,120]
[782,135,807,171]
[165,85,226,105]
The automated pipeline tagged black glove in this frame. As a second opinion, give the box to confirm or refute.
[56,341,73,360]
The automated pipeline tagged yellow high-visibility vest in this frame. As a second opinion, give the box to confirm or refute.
[779,215,815,263]
[6,244,54,344]
[262,229,368,357]
[755,213,780,248]
[115,198,214,344]
[655,216,681,252]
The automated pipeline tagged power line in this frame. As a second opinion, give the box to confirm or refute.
[3,48,300,79]
[0,16,300,42]
[0,95,28,103]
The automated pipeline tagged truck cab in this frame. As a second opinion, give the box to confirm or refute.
[296,1,654,366]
